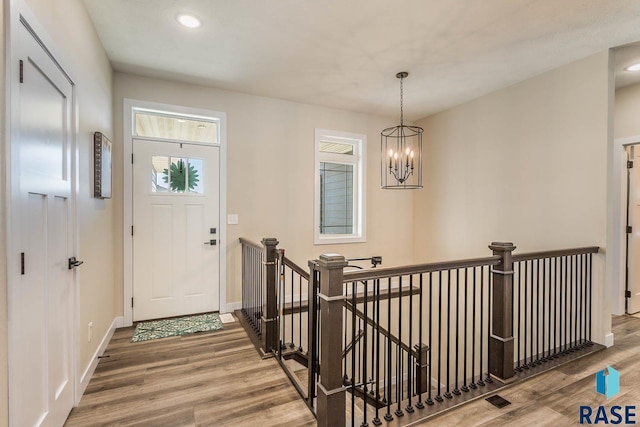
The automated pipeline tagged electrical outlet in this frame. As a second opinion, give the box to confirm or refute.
[88,322,93,342]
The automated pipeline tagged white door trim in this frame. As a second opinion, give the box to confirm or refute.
[610,135,640,315]
[123,99,228,327]
[6,0,81,407]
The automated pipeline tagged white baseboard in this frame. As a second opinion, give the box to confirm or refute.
[604,333,614,348]
[76,316,120,404]
[224,301,242,312]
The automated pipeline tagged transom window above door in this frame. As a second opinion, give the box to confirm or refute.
[133,109,219,144]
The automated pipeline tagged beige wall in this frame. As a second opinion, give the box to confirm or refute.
[1,1,113,422]
[413,52,611,343]
[614,82,640,138]
[113,72,414,310]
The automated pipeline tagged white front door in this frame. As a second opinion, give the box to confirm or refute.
[133,139,220,321]
[9,13,76,427]
[627,146,640,314]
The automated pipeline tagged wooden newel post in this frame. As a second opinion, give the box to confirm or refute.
[489,242,516,383]
[316,254,347,427]
[414,344,429,395]
[261,237,279,354]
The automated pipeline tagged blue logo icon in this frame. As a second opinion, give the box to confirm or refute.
[596,366,620,399]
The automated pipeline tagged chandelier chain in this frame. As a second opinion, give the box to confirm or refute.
[400,75,404,126]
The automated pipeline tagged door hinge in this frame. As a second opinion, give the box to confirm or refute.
[20,253,25,275]
[626,290,632,298]
[131,297,134,308]
[131,225,134,236]
[19,60,23,83]
[627,225,633,234]
[628,160,634,169]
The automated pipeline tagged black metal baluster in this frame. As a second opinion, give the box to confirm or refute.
[580,254,587,348]
[362,279,369,427]
[523,261,529,369]
[541,258,546,361]
[370,282,376,400]
[516,261,522,371]
[569,255,574,350]
[534,259,540,364]
[407,275,414,413]
[553,257,560,359]
[587,254,592,343]
[396,276,404,417]
[583,253,588,346]
[563,255,568,353]
[547,257,552,359]
[298,274,303,351]
[383,333,387,405]
[416,273,425,409]
[385,277,393,421]
[530,259,535,365]
[453,269,461,396]
[290,268,294,348]
[445,270,453,398]
[427,272,435,405]
[577,254,582,347]
[531,259,540,366]
[470,267,478,387]
[436,271,444,400]
[462,268,469,393]
[255,248,257,329]
[478,267,485,386]
[344,307,348,383]
[352,280,357,425]
[252,248,256,330]
[373,278,382,426]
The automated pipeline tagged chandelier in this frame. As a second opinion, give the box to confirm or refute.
[381,72,423,189]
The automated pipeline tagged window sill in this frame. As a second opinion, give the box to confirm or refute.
[314,235,366,245]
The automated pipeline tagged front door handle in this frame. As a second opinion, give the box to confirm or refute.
[204,239,217,246]
[68,257,84,270]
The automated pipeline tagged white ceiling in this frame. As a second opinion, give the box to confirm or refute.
[83,0,640,120]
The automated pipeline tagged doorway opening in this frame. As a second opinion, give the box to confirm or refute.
[123,100,227,326]
[625,144,640,314]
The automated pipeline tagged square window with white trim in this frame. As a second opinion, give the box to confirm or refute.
[314,129,366,244]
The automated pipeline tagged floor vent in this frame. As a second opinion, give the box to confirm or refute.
[486,394,511,409]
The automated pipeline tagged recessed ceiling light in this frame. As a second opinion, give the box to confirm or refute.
[176,14,201,29]
[625,63,640,72]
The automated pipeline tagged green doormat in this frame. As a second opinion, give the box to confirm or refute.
[131,313,223,343]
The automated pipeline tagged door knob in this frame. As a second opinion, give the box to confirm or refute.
[204,239,217,246]
[68,257,84,270]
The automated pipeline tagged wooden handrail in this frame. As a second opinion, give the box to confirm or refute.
[239,237,264,251]
[344,300,419,359]
[342,255,501,282]
[283,256,310,281]
[512,246,599,262]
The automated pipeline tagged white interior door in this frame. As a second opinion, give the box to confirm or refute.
[133,139,220,321]
[627,146,640,314]
[9,14,75,427]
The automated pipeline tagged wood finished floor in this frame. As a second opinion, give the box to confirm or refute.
[414,315,640,426]
[66,315,640,426]
[64,315,315,427]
